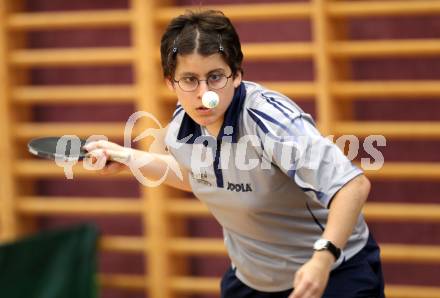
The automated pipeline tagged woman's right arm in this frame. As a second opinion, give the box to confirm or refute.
[130,148,192,191]
[83,140,193,192]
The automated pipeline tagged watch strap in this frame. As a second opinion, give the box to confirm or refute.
[314,239,341,260]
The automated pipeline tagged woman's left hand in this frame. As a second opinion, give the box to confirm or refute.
[289,252,333,298]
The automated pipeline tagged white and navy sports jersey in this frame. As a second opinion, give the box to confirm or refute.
[165,81,369,292]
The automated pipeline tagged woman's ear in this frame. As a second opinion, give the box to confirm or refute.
[232,71,242,88]
[165,77,175,92]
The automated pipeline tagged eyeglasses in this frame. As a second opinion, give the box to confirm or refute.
[173,73,233,92]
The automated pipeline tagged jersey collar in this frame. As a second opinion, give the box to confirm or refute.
[177,82,246,144]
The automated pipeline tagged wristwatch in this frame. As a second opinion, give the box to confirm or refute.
[313,238,341,260]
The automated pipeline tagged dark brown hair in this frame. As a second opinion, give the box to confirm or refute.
[160,10,243,79]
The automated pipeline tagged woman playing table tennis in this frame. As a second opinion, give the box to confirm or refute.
[84,10,385,298]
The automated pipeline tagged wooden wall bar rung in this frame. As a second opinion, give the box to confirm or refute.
[100,236,145,253]
[334,121,440,139]
[381,244,440,263]
[329,0,440,17]
[386,285,440,298]
[17,197,440,223]
[331,39,440,58]
[170,238,225,255]
[155,1,440,23]
[155,3,312,24]
[364,162,440,180]
[15,160,133,178]
[334,81,440,99]
[99,273,147,290]
[17,197,142,215]
[364,203,440,222]
[11,48,134,66]
[261,82,316,99]
[13,85,135,103]
[7,10,132,30]
[100,236,226,256]
[15,122,130,139]
[171,277,219,293]
[243,42,314,60]
[16,197,210,217]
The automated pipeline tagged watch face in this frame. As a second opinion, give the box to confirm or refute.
[314,239,328,250]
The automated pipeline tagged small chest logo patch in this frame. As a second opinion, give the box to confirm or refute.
[227,182,253,192]
[190,171,212,186]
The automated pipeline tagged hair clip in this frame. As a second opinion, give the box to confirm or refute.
[218,34,224,52]
[172,37,179,54]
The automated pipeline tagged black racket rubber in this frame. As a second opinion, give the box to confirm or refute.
[28,137,88,161]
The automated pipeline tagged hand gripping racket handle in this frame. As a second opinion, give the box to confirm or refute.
[85,149,131,164]
[108,150,131,163]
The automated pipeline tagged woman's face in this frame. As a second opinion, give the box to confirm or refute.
[166,52,241,135]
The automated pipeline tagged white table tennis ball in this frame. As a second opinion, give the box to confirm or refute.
[202,91,219,109]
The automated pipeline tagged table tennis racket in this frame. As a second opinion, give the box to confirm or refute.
[27,136,130,163]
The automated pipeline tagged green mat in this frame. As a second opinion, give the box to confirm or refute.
[0,224,99,298]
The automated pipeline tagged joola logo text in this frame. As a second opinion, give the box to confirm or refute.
[227,182,253,192]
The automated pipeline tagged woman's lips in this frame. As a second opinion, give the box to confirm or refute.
[195,106,213,115]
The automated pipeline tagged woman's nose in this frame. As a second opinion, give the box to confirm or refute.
[197,80,209,98]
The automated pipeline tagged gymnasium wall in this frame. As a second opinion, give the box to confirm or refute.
[1,0,439,297]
